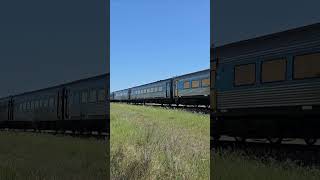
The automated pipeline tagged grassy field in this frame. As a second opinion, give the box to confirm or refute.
[110,103,210,180]
[212,149,320,180]
[0,131,108,180]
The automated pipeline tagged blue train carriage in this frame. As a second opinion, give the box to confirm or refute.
[0,97,12,128]
[112,89,130,102]
[130,78,173,104]
[63,74,108,132]
[212,23,320,145]
[12,87,60,130]
[173,69,210,106]
[9,73,109,132]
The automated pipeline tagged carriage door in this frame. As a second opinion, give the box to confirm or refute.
[166,82,171,98]
[128,89,131,100]
[7,99,13,121]
[10,99,14,121]
[57,88,65,120]
[64,88,70,120]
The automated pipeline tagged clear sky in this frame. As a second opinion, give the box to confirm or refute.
[110,0,210,92]
[212,0,320,46]
[0,0,108,98]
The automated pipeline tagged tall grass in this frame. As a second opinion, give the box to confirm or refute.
[0,131,108,180]
[211,149,320,180]
[110,103,210,180]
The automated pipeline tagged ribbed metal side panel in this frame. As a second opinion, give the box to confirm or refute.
[177,87,209,97]
[217,81,320,109]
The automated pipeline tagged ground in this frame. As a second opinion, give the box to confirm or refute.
[110,103,210,180]
[211,149,320,180]
[0,131,108,180]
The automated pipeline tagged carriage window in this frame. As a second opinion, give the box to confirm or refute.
[262,58,286,83]
[89,90,97,103]
[150,88,154,93]
[35,100,39,109]
[49,98,54,108]
[43,99,48,107]
[159,86,163,92]
[294,53,320,79]
[184,81,190,89]
[192,80,200,88]
[73,93,79,104]
[81,91,88,103]
[202,79,210,87]
[98,89,105,102]
[234,63,256,86]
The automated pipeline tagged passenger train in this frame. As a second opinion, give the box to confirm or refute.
[110,70,210,107]
[210,23,320,145]
[0,74,109,134]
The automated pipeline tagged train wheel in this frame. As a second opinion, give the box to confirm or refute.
[304,138,317,146]
[267,137,282,144]
[234,137,246,143]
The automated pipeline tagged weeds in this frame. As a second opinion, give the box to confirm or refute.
[110,103,210,180]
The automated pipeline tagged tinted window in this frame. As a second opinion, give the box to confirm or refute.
[202,78,210,87]
[184,81,190,89]
[235,64,256,86]
[82,91,88,103]
[262,58,286,83]
[192,80,200,88]
[89,90,97,103]
[294,53,320,79]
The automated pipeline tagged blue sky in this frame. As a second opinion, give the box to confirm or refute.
[110,0,209,91]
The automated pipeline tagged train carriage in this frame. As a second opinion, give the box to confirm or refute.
[0,73,109,133]
[60,74,108,132]
[211,23,320,145]
[130,79,173,104]
[173,69,210,106]
[112,89,130,102]
[12,87,60,130]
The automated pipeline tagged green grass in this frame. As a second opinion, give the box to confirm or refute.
[110,103,210,180]
[0,131,108,180]
[212,149,320,180]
